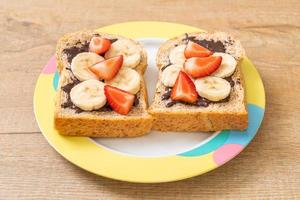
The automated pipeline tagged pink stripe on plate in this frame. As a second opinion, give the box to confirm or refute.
[42,55,57,74]
[213,144,244,165]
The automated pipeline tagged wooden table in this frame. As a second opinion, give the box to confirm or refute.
[1,0,300,199]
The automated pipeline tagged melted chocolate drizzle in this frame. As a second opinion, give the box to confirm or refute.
[195,97,209,107]
[74,107,84,113]
[63,38,118,64]
[161,34,236,108]
[166,101,177,107]
[161,87,172,100]
[224,76,235,87]
[60,37,131,113]
[98,103,113,112]
[183,33,226,53]
[165,95,231,108]
[161,62,172,72]
[61,100,73,108]
[61,77,140,113]
[63,42,90,63]
[195,40,225,53]
[109,38,118,43]
[60,78,85,113]
[161,76,234,108]
[134,94,139,107]
[61,79,80,94]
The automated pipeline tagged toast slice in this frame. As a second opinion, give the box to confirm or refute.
[54,31,152,137]
[148,32,248,132]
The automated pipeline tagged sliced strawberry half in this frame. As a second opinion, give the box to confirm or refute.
[184,41,213,59]
[171,71,198,104]
[104,85,135,115]
[89,37,111,55]
[89,55,123,80]
[184,56,222,78]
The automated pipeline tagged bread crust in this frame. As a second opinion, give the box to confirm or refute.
[148,32,248,132]
[54,31,152,137]
[149,111,247,132]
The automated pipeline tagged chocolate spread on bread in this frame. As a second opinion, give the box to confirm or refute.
[60,38,140,112]
[63,38,118,65]
[60,78,85,113]
[61,78,140,113]
[63,42,90,63]
[184,36,226,53]
[162,78,232,108]
[161,34,237,107]
[161,33,227,71]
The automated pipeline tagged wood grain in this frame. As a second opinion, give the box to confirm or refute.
[0,0,300,199]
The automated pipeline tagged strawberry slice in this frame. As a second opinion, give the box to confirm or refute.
[171,71,198,104]
[184,41,213,59]
[89,37,111,55]
[89,55,123,80]
[184,56,222,78]
[104,85,135,115]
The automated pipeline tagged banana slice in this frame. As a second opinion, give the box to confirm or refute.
[211,52,237,78]
[70,80,106,111]
[71,52,104,81]
[194,76,231,101]
[105,67,141,94]
[104,39,141,69]
[161,64,182,87]
[169,45,186,65]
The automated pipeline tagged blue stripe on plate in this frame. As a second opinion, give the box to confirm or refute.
[178,104,264,157]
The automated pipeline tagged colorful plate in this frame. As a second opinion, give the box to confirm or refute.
[34,21,265,183]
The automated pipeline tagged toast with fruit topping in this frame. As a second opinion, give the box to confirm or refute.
[54,30,152,137]
[148,32,248,132]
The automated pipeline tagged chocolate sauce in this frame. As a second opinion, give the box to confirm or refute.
[61,100,73,108]
[63,42,90,63]
[98,103,113,112]
[74,107,84,113]
[166,101,177,107]
[224,76,235,87]
[165,95,230,108]
[216,95,230,103]
[161,79,232,108]
[183,33,189,43]
[93,33,118,43]
[109,38,118,43]
[60,37,127,113]
[133,94,139,107]
[161,62,172,72]
[61,79,80,94]
[183,33,226,53]
[62,38,118,64]
[60,79,85,113]
[195,97,209,107]
[161,87,172,100]
[61,79,140,113]
[61,96,85,113]
[161,34,234,108]
[196,40,225,53]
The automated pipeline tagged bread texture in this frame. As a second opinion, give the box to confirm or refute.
[148,32,248,132]
[54,31,152,137]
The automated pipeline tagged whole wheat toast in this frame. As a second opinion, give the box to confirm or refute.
[148,32,248,132]
[54,31,152,137]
